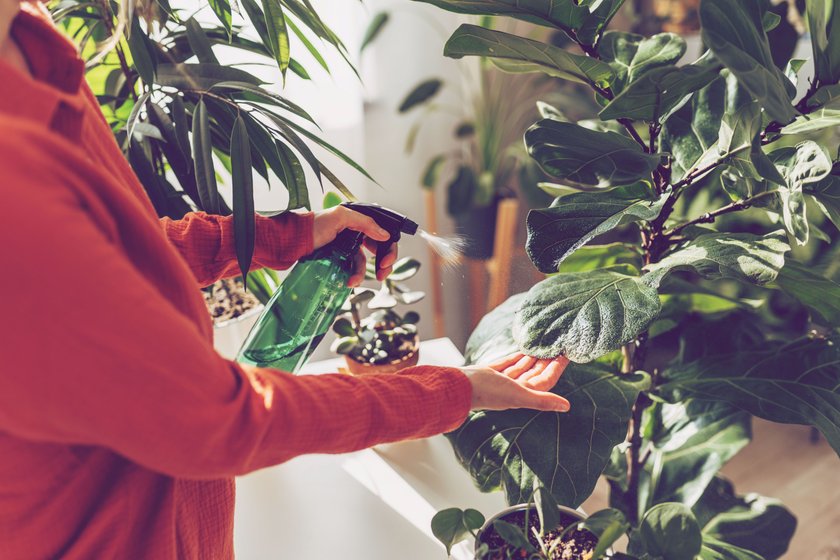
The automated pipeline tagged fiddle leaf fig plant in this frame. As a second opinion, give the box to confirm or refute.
[418,0,840,557]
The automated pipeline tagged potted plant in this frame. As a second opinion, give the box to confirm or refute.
[413,0,840,557]
[330,257,425,374]
[54,0,368,341]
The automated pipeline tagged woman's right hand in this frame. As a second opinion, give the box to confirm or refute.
[460,353,571,413]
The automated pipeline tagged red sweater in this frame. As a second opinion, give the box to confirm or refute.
[0,7,471,559]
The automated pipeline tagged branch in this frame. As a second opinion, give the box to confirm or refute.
[619,118,649,151]
[663,191,776,238]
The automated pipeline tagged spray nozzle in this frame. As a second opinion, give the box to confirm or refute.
[342,202,419,271]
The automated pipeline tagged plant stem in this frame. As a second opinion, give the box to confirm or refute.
[663,190,776,238]
[619,118,649,151]
[625,392,651,525]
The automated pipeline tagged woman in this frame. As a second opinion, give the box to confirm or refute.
[0,3,571,558]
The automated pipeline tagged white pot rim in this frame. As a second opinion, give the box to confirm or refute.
[213,304,265,329]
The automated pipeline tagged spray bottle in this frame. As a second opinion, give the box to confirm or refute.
[236,202,419,373]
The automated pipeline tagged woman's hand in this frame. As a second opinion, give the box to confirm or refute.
[460,352,571,412]
[313,206,398,286]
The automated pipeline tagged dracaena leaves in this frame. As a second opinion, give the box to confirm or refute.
[231,116,255,281]
[444,24,613,86]
[526,182,667,273]
[525,119,662,187]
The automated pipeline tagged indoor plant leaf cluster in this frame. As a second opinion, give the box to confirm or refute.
[55,0,367,283]
[417,0,840,557]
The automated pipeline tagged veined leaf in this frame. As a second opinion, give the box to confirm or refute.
[263,0,291,75]
[660,334,840,455]
[231,116,255,281]
[643,231,790,288]
[513,268,661,362]
[526,182,667,273]
[637,401,751,520]
[805,171,840,230]
[599,31,686,94]
[700,539,764,560]
[775,261,840,326]
[781,108,840,134]
[399,79,442,112]
[806,0,840,84]
[700,0,796,124]
[431,508,485,555]
[631,503,702,560]
[455,294,648,505]
[809,83,840,109]
[444,24,613,86]
[575,0,624,46]
[156,63,264,89]
[554,243,642,273]
[191,99,220,214]
[410,0,590,33]
[525,119,661,187]
[599,61,722,122]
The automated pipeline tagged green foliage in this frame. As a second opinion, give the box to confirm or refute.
[417,0,839,556]
[56,0,365,284]
[432,508,485,555]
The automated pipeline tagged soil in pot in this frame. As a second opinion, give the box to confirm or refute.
[344,333,420,375]
[204,278,261,324]
[477,508,598,560]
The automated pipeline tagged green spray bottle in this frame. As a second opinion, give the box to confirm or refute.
[236,202,419,373]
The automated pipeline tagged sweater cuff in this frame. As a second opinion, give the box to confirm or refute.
[401,365,473,434]
[253,211,314,270]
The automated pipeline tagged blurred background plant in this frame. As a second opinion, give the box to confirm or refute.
[51,0,369,320]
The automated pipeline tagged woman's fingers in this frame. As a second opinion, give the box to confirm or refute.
[517,359,549,384]
[340,206,390,242]
[462,365,570,413]
[488,352,525,372]
[523,358,569,392]
[503,355,537,379]
[515,385,571,412]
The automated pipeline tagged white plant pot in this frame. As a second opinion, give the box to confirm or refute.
[213,305,264,360]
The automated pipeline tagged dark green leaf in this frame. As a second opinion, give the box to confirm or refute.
[634,503,702,560]
[809,83,840,109]
[700,538,764,560]
[447,165,477,215]
[410,0,589,32]
[389,257,421,281]
[231,116,255,281]
[554,243,642,273]
[285,15,330,73]
[127,17,157,85]
[660,334,840,455]
[525,119,661,187]
[191,99,220,214]
[361,11,389,53]
[431,507,485,555]
[700,0,796,124]
[263,0,291,75]
[781,108,840,134]
[399,78,442,112]
[575,0,624,46]
[513,268,661,362]
[493,520,534,550]
[185,18,219,64]
[776,261,840,326]
[526,182,667,273]
[276,142,310,210]
[444,24,613,86]
[533,486,562,536]
[578,508,630,559]
[208,0,232,35]
[638,401,751,520]
[333,317,356,336]
[643,231,790,287]
[805,171,840,230]
[401,311,420,325]
[599,61,722,122]
[806,0,840,84]
[156,63,264,89]
[599,31,686,94]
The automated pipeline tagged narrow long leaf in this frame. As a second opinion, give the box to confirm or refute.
[231,116,256,282]
[263,0,291,75]
[185,18,219,64]
[191,98,220,214]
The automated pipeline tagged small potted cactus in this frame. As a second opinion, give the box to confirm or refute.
[330,257,425,374]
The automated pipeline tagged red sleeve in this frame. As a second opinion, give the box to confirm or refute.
[160,211,314,287]
[0,163,472,479]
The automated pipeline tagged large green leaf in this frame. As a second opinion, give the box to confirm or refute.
[185,18,219,64]
[805,171,840,230]
[770,141,833,246]
[660,334,840,455]
[775,260,840,326]
[431,508,485,555]
[661,76,727,181]
[456,294,648,507]
[807,0,840,84]
[208,0,232,35]
[644,231,790,288]
[575,0,624,46]
[263,0,291,75]
[231,116,255,280]
[512,267,662,362]
[630,503,702,560]
[599,31,685,93]
[191,99,220,214]
[525,119,661,187]
[699,538,764,560]
[444,24,613,86]
[695,478,796,560]
[599,61,722,122]
[700,0,796,124]
[638,401,751,520]
[553,243,642,273]
[525,182,667,273]
[156,63,264,89]
[126,17,157,86]
[410,0,590,33]
[780,107,840,134]
[809,83,840,109]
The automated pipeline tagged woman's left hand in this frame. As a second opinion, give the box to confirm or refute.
[487,352,570,392]
[312,206,399,286]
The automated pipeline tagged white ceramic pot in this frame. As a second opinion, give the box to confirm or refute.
[213,305,264,360]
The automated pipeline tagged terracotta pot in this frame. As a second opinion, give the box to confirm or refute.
[344,345,420,375]
[475,503,608,560]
